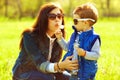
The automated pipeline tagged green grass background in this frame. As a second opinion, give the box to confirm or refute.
[0,17,120,80]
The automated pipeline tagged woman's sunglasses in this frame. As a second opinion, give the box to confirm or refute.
[47,13,64,20]
[73,18,95,25]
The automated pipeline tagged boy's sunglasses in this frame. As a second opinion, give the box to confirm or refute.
[47,13,64,20]
[73,18,95,25]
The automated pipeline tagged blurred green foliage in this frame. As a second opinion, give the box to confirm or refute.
[0,0,120,19]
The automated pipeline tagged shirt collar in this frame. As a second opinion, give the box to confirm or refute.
[46,33,56,42]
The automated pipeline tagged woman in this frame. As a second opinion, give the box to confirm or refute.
[12,2,78,80]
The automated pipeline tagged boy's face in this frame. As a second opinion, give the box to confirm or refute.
[73,14,90,32]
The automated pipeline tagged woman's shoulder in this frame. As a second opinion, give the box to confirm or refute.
[22,31,33,40]
[22,28,33,36]
[23,31,31,36]
[22,30,39,43]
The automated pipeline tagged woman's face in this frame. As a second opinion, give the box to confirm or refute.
[47,8,63,36]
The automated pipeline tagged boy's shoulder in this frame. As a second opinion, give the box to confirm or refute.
[92,31,101,46]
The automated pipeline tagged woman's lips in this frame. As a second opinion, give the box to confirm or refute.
[55,24,60,27]
[55,24,64,29]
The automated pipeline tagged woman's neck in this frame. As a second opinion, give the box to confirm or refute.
[46,31,55,38]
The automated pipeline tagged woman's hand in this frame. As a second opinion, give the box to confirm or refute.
[59,56,78,71]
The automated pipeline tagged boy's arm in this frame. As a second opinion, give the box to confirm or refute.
[57,37,69,51]
[84,39,100,60]
[77,39,100,60]
[55,29,69,51]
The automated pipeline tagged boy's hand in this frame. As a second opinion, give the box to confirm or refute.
[55,29,63,40]
[76,48,86,57]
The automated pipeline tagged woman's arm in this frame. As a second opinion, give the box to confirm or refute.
[54,56,78,72]
[23,33,50,73]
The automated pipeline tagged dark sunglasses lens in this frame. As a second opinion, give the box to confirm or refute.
[48,14,56,20]
[57,14,63,19]
[48,14,63,20]
[73,19,78,25]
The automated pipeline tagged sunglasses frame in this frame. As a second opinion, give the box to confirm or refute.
[47,13,64,20]
[73,18,95,25]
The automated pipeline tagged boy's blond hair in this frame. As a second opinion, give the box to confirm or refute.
[73,3,98,26]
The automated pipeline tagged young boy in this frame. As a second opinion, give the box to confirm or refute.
[56,3,101,80]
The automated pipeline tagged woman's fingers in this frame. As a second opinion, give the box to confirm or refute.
[63,56,79,70]
[65,60,79,70]
[67,65,78,70]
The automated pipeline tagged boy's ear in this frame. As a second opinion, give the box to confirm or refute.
[84,21,90,26]
[84,21,88,24]
[86,21,90,24]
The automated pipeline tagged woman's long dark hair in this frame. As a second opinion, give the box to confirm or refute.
[20,2,65,49]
